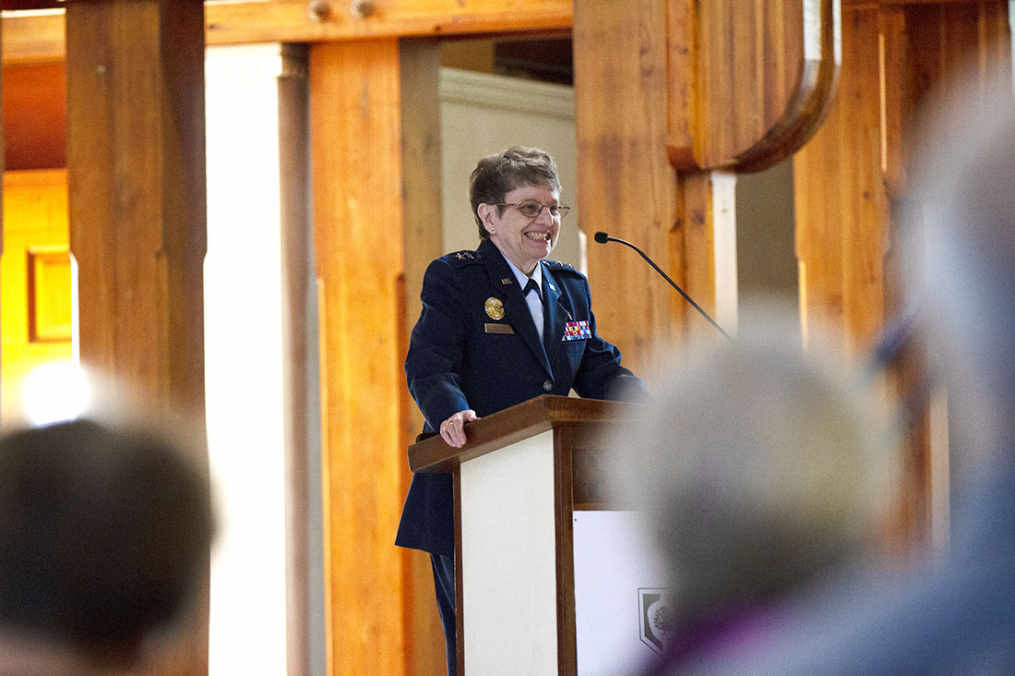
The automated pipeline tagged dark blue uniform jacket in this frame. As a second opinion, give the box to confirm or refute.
[397,238,645,557]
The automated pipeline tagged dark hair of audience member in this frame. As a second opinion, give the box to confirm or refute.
[0,418,214,667]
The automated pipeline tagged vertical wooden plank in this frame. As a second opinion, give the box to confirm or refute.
[553,428,577,676]
[397,38,447,676]
[675,171,735,342]
[796,0,1013,549]
[684,0,835,171]
[668,0,697,169]
[312,37,441,676]
[67,0,207,415]
[64,0,207,673]
[277,46,312,676]
[795,7,886,356]
[574,0,680,374]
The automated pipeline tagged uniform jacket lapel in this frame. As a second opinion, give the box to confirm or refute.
[478,240,552,376]
[541,263,567,366]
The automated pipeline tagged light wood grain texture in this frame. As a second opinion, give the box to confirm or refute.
[311,37,444,676]
[574,0,680,376]
[844,0,988,6]
[796,7,887,356]
[65,2,208,672]
[796,0,1010,366]
[397,38,448,675]
[794,0,1012,545]
[2,0,572,62]
[670,0,841,172]
[675,170,734,341]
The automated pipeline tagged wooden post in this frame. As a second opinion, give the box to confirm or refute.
[310,37,445,675]
[64,0,208,673]
[575,0,840,366]
[573,0,681,373]
[795,0,1012,546]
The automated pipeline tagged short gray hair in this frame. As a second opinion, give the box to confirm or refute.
[468,146,562,240]
[609,311,898,622]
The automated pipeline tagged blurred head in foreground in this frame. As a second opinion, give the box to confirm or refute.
[0,418,214,671]
[903,81,1015,480]
[610,315,898,646]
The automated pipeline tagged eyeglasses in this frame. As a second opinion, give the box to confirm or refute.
[494,200,571,219]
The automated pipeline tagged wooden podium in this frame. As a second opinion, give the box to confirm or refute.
[408,395,642,675]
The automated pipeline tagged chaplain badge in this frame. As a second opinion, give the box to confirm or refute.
[485,297,505,320]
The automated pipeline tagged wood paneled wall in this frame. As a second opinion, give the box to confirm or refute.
[310,38,445,675]
[64,1,209,673]
[577,0,840,367]
[574,0,681,370]
[794,0,1011,540]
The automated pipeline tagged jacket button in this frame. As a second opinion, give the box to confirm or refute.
[543,380,553,392]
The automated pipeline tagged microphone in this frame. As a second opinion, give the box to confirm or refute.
[594,231,731,340]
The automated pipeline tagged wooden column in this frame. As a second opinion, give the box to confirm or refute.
[310,37,444,676]
[575,0,840,366]
[794,0,1012,543]
[64,0,207,673]
[574,0,681,372]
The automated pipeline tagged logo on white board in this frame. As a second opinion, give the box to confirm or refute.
[638,588,674,654]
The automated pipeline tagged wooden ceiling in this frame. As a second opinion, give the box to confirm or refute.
[2,1,63,9]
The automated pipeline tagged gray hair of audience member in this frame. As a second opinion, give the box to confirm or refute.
[902,82,1015,475]
[0,418,214,666]
[609,322,897,623]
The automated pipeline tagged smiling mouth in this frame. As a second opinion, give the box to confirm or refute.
[525,232,551,241]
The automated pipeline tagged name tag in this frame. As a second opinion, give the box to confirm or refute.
[563,320,592,341]
[485,323,515,335]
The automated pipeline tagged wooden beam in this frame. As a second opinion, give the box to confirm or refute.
[397,38,448,676]
[310,37,444,676]
[574,0,681,374]
[843,0,989,7]
[669,0,841,173]
[1,10,63,62]
[2,0,572,62]
[65,0,208,670]
[794,0,1012,549]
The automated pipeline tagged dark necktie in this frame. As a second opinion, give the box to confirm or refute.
[523,278,546,343]
[524,278,541,301]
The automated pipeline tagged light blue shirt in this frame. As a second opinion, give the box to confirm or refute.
[501,253,545,342]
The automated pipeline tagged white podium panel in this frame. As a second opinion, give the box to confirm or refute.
[573,511,670,675]
[460,430,558,674]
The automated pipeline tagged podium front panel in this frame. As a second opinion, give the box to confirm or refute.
[460,430,558,674]
[573,510,670,673]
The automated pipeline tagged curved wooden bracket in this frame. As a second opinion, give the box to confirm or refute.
[668,0,842,173]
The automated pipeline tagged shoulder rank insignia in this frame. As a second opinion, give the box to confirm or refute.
[454,251,476,261]
[544,259,579,273]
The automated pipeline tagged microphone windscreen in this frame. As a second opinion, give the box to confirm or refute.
[593,231,610,244]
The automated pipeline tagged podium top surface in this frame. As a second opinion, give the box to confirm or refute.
[408,395,635,473]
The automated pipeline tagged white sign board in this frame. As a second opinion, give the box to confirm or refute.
[573,510,672,675]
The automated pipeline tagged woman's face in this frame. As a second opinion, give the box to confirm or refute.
[479,183,561,276]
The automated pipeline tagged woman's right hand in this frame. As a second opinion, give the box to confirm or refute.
[439,410,479,448]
